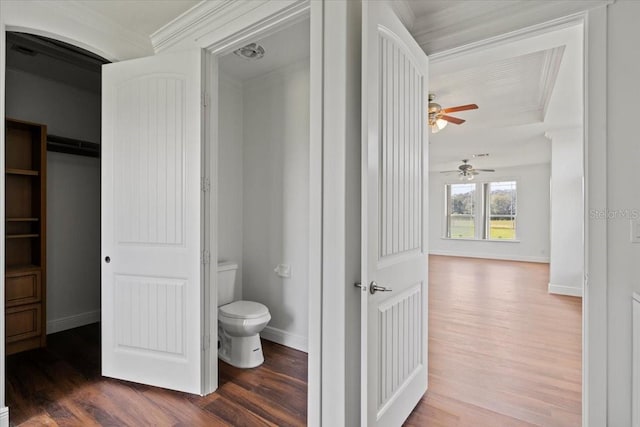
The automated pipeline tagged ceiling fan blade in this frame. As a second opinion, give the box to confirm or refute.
[439,170,460,173]
[442,104,479,113]
[440,115,465,125]
[475,169,495,172]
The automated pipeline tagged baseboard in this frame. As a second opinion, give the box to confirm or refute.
[0,406,8,427]
[261,326,308,353]
[429,250,550,263]
[548,283,583,297]
[47,310,101,334]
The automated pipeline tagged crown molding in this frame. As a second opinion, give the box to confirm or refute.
[150,0,307,54]
[151,0,238,52]
[429,11,585,63]
[412,0,613,55]
[539,45,565,121]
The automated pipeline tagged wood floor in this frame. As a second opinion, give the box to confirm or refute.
[7,323,307,426]
[7,256,581,426]
[405,256,582,427]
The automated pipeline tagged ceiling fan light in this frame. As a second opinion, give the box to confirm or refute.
[430,118,448,134]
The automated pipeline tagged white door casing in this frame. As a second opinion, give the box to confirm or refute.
[102,49,204,394]
[361,1,429,426]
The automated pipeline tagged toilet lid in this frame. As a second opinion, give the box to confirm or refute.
[219,301,269,319]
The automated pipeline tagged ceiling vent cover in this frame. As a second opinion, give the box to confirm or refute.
[233,43,265,60]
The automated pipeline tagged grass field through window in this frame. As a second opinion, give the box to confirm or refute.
[489,219,516,239]
[449,216,516,239]
[450,216,474,239]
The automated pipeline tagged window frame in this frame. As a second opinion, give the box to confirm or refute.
[483,181,517,241]
[444,182,478,239]
[443,179,518,242]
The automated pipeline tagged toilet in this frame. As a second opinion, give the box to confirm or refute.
[217,261,271,368]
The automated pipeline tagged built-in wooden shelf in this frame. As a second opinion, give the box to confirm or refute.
[6,264,40,273]
[5,117,47,355]
[6,218,39,222]
[6,234,40,239]
[6,168,39,176]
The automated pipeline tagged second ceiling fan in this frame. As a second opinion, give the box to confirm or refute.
[428,93,478,133]
[441,159,495,181]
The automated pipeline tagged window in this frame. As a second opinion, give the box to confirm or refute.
[445,180,517,241]
[486,181,517,240]
[446,183,476,239]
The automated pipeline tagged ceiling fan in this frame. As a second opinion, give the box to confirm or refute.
[440,159,495,181]
[428,93,478,133]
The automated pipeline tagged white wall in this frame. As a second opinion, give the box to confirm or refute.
[5,68,101,333]
[218,59,310,352]
[548,128,584,296]
[217,74,244,301]
[429,163,551,262]
[243,60,310,351]
[607,1,640,425]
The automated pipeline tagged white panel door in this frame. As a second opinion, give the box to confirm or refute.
[102,50,204,394]
[361,1,429,425]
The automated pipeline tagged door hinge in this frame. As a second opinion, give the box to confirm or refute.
[201,177,211,192]
[201,249,211,265]
[201,91,209,108]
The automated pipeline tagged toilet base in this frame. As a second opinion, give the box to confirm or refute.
[218,329,264,368]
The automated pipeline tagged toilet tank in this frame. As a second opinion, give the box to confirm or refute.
[217,261,239,306]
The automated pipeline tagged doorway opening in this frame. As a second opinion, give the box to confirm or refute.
[415,20,585,426]
[4,31,105,423]
[212,17,311,425]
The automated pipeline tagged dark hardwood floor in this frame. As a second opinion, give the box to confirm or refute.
[7,323,307,426]
[7,256,581,426]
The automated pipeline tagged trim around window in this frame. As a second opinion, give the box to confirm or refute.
[444,180,517,241]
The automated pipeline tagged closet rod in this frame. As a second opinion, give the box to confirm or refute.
[47,134,100,158]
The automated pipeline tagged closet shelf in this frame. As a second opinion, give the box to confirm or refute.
[6,264,40,273]
[5,117,47,355]
[6,168,39,176]
[48,134,100,158]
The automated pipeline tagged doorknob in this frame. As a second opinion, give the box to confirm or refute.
[105,256,111,263]
[369,281,392,295]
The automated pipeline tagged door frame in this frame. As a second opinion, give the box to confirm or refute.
[199,0,321,405]
[427,9,608,426]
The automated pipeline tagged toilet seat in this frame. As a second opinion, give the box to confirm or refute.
[219,300,269,319]
[217,300,270,368]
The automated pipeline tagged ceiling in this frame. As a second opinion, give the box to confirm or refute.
[424,22,583,173]
[71,0,200,38]
[219,18,310,82]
